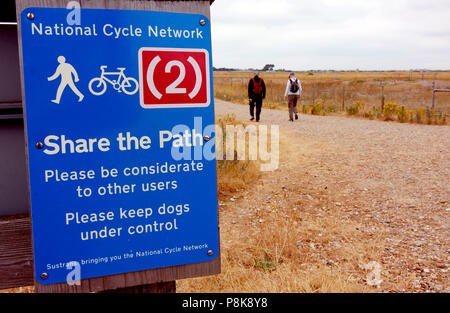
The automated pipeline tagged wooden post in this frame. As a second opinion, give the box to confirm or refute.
[312,83,315,106]
[0,216,33,290]
[101,281,176,293]
[11,0,220,294]
[431,80,436,110]
[381,83,385,112]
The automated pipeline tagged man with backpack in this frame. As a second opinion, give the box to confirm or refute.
[284,72,302,121]
[248,72,266,122]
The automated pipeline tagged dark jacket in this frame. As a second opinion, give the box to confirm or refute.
[248,76,266,99]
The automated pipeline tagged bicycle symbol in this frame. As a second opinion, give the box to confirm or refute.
[88,66,139,96]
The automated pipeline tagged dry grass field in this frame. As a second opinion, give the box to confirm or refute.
[214,71,450,124]
[178,115,378,292]
[178,100,449,293]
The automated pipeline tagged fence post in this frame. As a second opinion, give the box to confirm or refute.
[431,80,436,110]
[381,83,385,112]
[312,83,315,106]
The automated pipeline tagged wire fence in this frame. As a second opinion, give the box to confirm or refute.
[214,78,450,114]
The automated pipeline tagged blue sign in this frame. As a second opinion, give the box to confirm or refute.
[20,7,219,285]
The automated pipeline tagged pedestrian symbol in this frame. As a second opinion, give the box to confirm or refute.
[47,56,84,104]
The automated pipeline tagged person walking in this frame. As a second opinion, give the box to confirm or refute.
[284,72,302,121]
[48,56,84,104]
[248,72,266,122]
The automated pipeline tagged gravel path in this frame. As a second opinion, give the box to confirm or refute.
[214,99,450,292]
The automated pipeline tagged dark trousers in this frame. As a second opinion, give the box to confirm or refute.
[250,97,263,121]
[288,95,299,120]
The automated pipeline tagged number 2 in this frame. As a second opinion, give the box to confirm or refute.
[165,60,186,94]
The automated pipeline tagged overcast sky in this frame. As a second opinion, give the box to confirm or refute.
[210,0,450,70]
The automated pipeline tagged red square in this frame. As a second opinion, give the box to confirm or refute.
[138,48,210,108]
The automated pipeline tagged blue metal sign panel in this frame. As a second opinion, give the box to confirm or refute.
[20,7,219,285]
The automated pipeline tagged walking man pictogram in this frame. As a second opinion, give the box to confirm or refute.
[48,56,84,104]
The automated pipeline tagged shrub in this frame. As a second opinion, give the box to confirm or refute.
[325,105,337,113]
[383,102,399,120]
[347,100,363,115]
[310,101,323,115]
[397,105,407,123]
[302,104,310,114]
[407,110,416,123]
[363,109,375,120]
[416,107,427,124]
[426,108,433,124]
